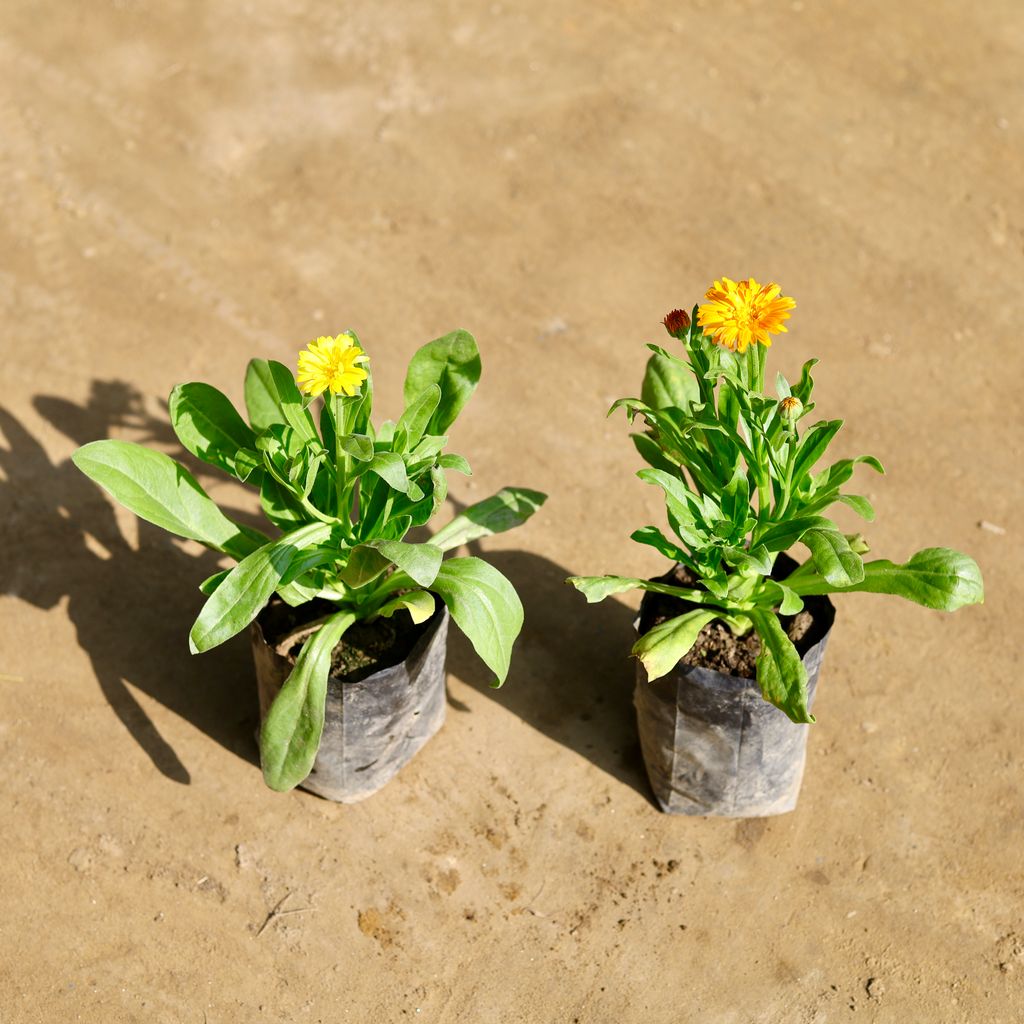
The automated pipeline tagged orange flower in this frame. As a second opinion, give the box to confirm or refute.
[697,278,795,353]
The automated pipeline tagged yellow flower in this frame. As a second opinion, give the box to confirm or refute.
[696,278,796,353]
[296,334,369,397]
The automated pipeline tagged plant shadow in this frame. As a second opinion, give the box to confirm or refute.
[1,382,263,785]
[3,386,653,799]
[443,528,654,803]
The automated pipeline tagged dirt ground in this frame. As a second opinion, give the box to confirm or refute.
[2,1,1022,1021]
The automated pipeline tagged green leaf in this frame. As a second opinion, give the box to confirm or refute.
[791,420,843,488]
[354,540,442,588]
[837,493,875,521]
[168,382,259,481]
[631,432,680,475]
[791,358,819,405]
[377,590,436,624]
[811,454,885,493]
[259,473,306,529]
[608,396,654,423]
[431,557,522,685]
[198,569,230,595]
[429,463,448,518]
[750,609,813,724]
[758,580,805,615]
[189,522,333,653]
[276,577,322,607]
[637,467,702,513]
[348,335,374,434]
[377,513,412,542]
[641,352,700,412]
[438,453,472,475]
[338,544,393,588]
[259,610,356,792]
[339,433,374,462]
[403,329,481,434]
[758,515,834,554]
[802,528,865,587]
[367,451,410,493]
[722,544,774,575]
[632,609,718,682]
[630,525,690,565]
[567,574,712,605]
[430,487,547,552]
[637,468,710,548]
[395,384,441,452]
[411,434,451,462]
[244,359,318,442]
[789,547,984,611]
[72,440,265,560]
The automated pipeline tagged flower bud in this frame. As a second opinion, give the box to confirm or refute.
[662,308,691,339]
[779,396,803,423]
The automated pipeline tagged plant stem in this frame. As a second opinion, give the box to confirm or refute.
[774,427,800,520]
[263,459,338,525]
[333,392,351,534]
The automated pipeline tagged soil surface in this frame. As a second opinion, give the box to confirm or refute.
[639,563,818,678]
[2,2,1021,1022]
[259,596,434,682]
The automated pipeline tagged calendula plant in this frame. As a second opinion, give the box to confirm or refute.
[569,278,983,723]
[73,330,545,790]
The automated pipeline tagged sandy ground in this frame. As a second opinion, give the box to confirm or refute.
[1,1,1022,1021]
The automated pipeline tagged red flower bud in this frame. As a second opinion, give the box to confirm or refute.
[662,309,691,339]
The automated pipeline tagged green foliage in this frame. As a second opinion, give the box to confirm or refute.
[569,304,984,724]
[260,610,356,792]
[74,329,546,791]
[431,556,524,685]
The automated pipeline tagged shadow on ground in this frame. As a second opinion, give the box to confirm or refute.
[2,387,652,800]
[442,505,654,803]
[0,383,261,784]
